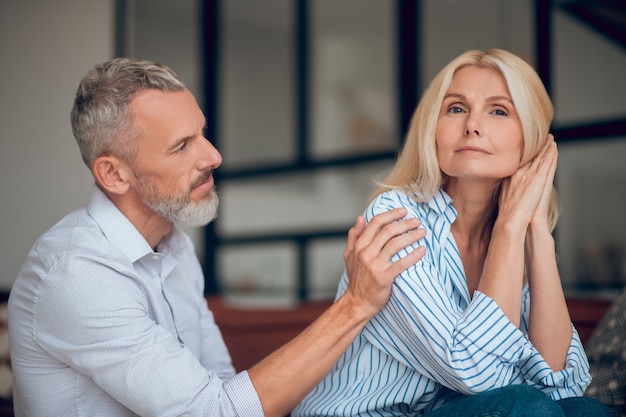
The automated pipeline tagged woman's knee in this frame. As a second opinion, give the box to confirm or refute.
[487,385,564,417]
[427,385,575,417]
[557,397,612,417]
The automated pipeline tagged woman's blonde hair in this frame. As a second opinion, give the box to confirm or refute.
[371,49,559,230]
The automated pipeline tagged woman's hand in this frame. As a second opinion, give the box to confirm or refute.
[517,136,570,370]
[498,135,557,231]
[529,135,558,233]
[480,135,558,326]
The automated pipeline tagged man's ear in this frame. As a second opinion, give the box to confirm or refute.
[92,155,133,195]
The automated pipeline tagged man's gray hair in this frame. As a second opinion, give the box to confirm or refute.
[71,57,186,169]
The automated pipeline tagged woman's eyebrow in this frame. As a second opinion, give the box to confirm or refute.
[443,93,465,101]
[443,93,513,104]
[486,95,514,104]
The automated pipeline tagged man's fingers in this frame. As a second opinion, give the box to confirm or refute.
[352,208,408,250]
[345,208,425,281]
[387,245,426,276]
[374,226,426,269]
[383,226,426,257]
[354,220,426,276]
[360,216,422,256]
[344,215,367,255]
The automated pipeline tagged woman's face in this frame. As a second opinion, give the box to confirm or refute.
[436,66,524,183]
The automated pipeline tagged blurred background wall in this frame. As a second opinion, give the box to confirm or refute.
[0,0,113,290]
[1,0,625,306]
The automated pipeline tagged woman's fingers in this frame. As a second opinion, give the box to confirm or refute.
[499,135,558,227]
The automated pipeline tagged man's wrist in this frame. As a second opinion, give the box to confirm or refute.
[334,290,379,327]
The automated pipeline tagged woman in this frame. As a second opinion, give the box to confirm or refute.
[293,49,610,416]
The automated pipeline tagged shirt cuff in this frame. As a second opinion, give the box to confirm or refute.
[223,370,265,417]
[459,291,527,362]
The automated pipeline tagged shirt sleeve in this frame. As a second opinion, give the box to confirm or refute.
[518,287,592,400]
[34,250,265,417]
[356,194,590,400]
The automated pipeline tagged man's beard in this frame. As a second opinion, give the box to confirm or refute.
[135,170,219,227]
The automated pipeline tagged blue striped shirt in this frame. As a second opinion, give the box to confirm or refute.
[293,188,591,416]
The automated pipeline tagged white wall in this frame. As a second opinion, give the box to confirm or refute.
[0,1,114,290]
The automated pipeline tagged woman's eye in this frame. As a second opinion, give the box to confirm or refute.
[448,106,464,114]
[493,108,508,116]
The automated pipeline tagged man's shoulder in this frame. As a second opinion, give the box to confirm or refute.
[10,207,136,325]
[29,207,126,272]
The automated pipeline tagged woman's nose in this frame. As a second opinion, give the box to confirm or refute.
[464,116,482,137]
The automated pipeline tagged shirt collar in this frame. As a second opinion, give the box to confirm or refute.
[86,186,186,263]
[422,188,453,213]
[426,188,457,222]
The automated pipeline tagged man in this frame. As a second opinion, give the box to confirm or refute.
[8,58,425,417]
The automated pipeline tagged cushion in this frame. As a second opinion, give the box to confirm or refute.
[585,287,626,416]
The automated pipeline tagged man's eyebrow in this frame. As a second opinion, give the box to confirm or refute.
[168,135,192,152]
[168,118,209,151]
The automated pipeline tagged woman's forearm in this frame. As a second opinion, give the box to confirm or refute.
[525,228,572,370]
[478,220,526,326]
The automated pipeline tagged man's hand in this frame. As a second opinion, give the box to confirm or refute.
[249,207,425,417]
[343,208,426,319]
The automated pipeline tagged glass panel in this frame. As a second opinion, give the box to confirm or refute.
[217,161,393,237]
[310,0,396,159]
[556,138,626,294]
[218,242,298,307]
[421,0,534,88]
[219,0,295,169]
[124,0,204,252]
[552,8,626,124]
[127,0,202,99]
[551,6,626,294]
[308,238,346,301]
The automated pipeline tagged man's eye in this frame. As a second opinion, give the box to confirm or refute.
[176,142,187,153]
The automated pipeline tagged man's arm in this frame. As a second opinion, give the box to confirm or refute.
[247,208,426,417]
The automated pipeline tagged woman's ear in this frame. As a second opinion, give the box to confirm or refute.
[92,155,132,195]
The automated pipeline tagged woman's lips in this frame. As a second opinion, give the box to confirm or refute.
[456,146,490,154]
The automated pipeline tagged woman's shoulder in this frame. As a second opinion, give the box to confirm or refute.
[368,187,446,212]
[366,188,425,218]
[365,187,454,225]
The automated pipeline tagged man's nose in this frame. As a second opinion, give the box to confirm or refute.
[198,137,222,169]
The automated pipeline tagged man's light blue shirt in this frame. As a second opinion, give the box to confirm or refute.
[294,188,591,416]
[8,187,264,417]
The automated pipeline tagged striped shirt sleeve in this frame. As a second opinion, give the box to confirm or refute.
[362,190,591,398]
[293,189,591,416]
